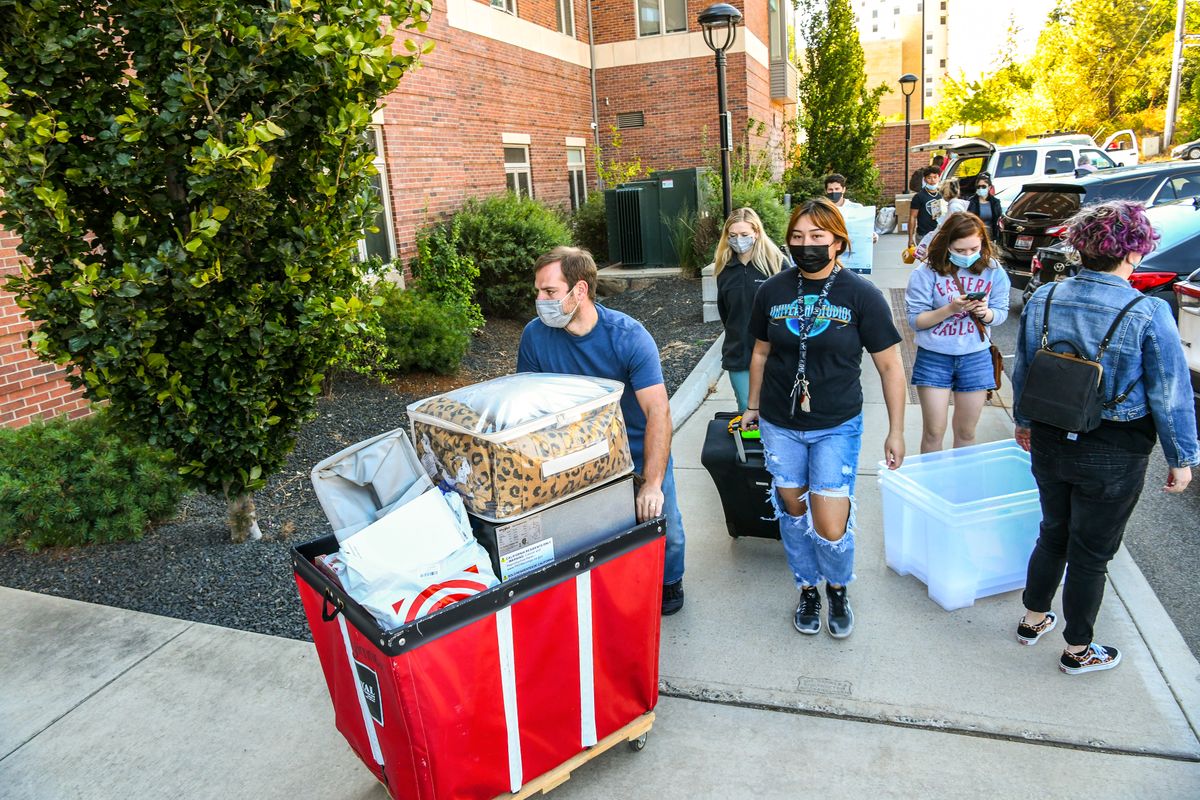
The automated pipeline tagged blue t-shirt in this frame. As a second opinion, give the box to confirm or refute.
[516,304,663,467]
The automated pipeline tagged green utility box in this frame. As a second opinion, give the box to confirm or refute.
[604,167,711,268]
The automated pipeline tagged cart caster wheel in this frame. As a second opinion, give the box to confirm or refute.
[627,733,648,752]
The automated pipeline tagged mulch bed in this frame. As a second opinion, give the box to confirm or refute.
[0,276,719,640]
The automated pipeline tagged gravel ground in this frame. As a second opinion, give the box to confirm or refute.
[0,276,718,640]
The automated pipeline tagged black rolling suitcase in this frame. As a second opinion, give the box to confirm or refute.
[700,411,779,540]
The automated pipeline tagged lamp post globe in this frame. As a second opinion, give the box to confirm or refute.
[699,3,743,220]
[899,73,919,196]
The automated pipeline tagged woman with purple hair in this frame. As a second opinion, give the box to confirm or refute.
[1011,201,1199,675]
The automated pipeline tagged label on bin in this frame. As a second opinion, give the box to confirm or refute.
[354,660,385,726]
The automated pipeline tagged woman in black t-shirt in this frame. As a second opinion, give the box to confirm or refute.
[741,198,907,639]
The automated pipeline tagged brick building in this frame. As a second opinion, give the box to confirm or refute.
[0,0,799,427]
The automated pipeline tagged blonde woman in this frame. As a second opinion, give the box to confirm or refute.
[715,207,788,411]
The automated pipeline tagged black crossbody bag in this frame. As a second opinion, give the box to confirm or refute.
[1016,283,1146,434]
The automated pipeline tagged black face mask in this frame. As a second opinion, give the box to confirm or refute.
[789,244,834,274]
[825,191,843,204]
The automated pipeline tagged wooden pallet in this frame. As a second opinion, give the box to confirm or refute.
[493,712,656,800]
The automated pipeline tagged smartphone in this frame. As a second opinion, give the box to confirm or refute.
[964,291,987,301]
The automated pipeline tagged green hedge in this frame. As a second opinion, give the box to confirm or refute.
[373,281,472,375]
[0,412,183,551]
[454,194,572,318]
[571,193,608,263]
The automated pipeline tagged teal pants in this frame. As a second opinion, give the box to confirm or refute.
[728,370,750,413]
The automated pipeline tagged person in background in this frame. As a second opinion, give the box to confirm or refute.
[741,198,907,640]
[1075,154,1097,176]
[966,172,1003,242]
[939,178,968,223]
[1011,202,1198,675]
[907,166,942,253]
[909,154,945,193]
[715,208,788,412]
[904,212,1010,453]
[824,173,877,243]
[517,247,688,615]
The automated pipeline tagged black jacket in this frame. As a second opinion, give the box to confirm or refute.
[967,194,1003,242]
[717,257,774,371]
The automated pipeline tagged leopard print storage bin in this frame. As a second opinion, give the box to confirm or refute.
[407,374,634,522]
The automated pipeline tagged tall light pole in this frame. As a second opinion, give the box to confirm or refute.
[1164,0,1187,148]
[699,3,742,220]
[899,73,918,194]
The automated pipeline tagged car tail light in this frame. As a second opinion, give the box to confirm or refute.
[1045,225,1068,238]
[1030,254,1043,276]
[1175,281,1200,309]
[1129,271,1177,292]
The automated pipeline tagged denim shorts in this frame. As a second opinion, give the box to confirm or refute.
[911,347,995,393]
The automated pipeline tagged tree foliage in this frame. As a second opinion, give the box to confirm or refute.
[0,0,432,540]
[930,0,1199,141]
[785,0,886,205]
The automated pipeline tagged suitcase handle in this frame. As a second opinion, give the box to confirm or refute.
[321,591,345,622]
[733,431,746,464]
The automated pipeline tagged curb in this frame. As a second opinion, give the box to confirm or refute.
[669,332,725,432]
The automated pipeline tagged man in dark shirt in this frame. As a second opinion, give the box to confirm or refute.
[908,166,943,249]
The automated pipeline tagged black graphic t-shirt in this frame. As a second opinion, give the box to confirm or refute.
[915,186,940,236]
[749,267,901,431]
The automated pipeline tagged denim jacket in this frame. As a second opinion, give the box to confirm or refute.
[1013,270,1200,468]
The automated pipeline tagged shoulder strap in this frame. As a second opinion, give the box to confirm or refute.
[951,274,987,342]
[1039,282,1059,350]
[1096,295,1148,359]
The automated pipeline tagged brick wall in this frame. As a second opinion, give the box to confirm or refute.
[383,0,594,265]
[0,234,90,429]
[874,119,931,199]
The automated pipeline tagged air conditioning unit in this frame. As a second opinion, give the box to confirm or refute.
[603,167,711,268]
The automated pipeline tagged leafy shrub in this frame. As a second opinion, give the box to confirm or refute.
[373,282,471,374]
[0,411,183,551]
[729,182,789,246]
[410,218,484,332]
[454,195,572,318]
[571,193,609,263]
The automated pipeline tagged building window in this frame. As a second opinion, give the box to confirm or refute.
[893,7,900,14]
[567,147,587,211]
[557,0,574,37]
[925,89,933,97]
[940,15,946,24]
[359,127,395,263]
[872,9,878,17]
[940,58,946,68]
[872,24,878,32]
[925,77,933,83]
[638,0,687,37]
[926,33,933,40]
[504,145,533,199]
[926,46,933,54]
[491,0,516,14]
[940,1,946,9]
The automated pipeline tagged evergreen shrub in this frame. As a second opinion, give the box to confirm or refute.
[0,411,183,551]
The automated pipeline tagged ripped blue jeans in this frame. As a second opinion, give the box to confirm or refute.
[759,415,862,588]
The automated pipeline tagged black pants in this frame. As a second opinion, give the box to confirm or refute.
[1022,428,1149,647]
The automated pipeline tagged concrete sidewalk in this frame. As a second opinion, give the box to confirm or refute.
[2,234,1199,798]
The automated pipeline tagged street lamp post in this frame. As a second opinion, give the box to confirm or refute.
[899,73,919,194]
[699,3,743,220]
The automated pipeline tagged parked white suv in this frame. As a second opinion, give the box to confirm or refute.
[912,132,1136,195]
[1175,269,1200,439]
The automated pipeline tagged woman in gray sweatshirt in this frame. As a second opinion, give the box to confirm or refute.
[904,212,1011,453]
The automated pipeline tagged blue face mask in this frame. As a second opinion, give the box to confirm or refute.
[949,251,981,269]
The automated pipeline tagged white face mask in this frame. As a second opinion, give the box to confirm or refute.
[535,289,579,328]
[728,234,756,254]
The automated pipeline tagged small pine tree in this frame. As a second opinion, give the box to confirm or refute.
[786,0,887,206]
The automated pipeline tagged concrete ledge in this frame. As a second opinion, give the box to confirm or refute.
[597,265,683,297]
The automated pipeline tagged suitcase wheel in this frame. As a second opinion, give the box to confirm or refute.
[627,733,648,752]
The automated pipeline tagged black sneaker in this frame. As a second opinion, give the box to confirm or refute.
[825,584,854,639]
[1016,611,1058,646]
[794,586,821,634]
[1060,643,1121,675]
[661,580,684,616]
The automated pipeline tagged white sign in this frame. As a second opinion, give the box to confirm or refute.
[840,204,876,275]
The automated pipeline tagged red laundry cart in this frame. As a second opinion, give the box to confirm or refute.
[293,518,664,800]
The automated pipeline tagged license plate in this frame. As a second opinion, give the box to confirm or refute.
[1015,235,1034,250]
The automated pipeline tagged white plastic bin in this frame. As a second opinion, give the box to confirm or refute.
[878,439,1042,610]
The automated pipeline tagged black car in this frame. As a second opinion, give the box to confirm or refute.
[1023,197,1200,315]
[997,163,1200,289]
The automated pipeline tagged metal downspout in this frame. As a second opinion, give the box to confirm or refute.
[586,1,602,189]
